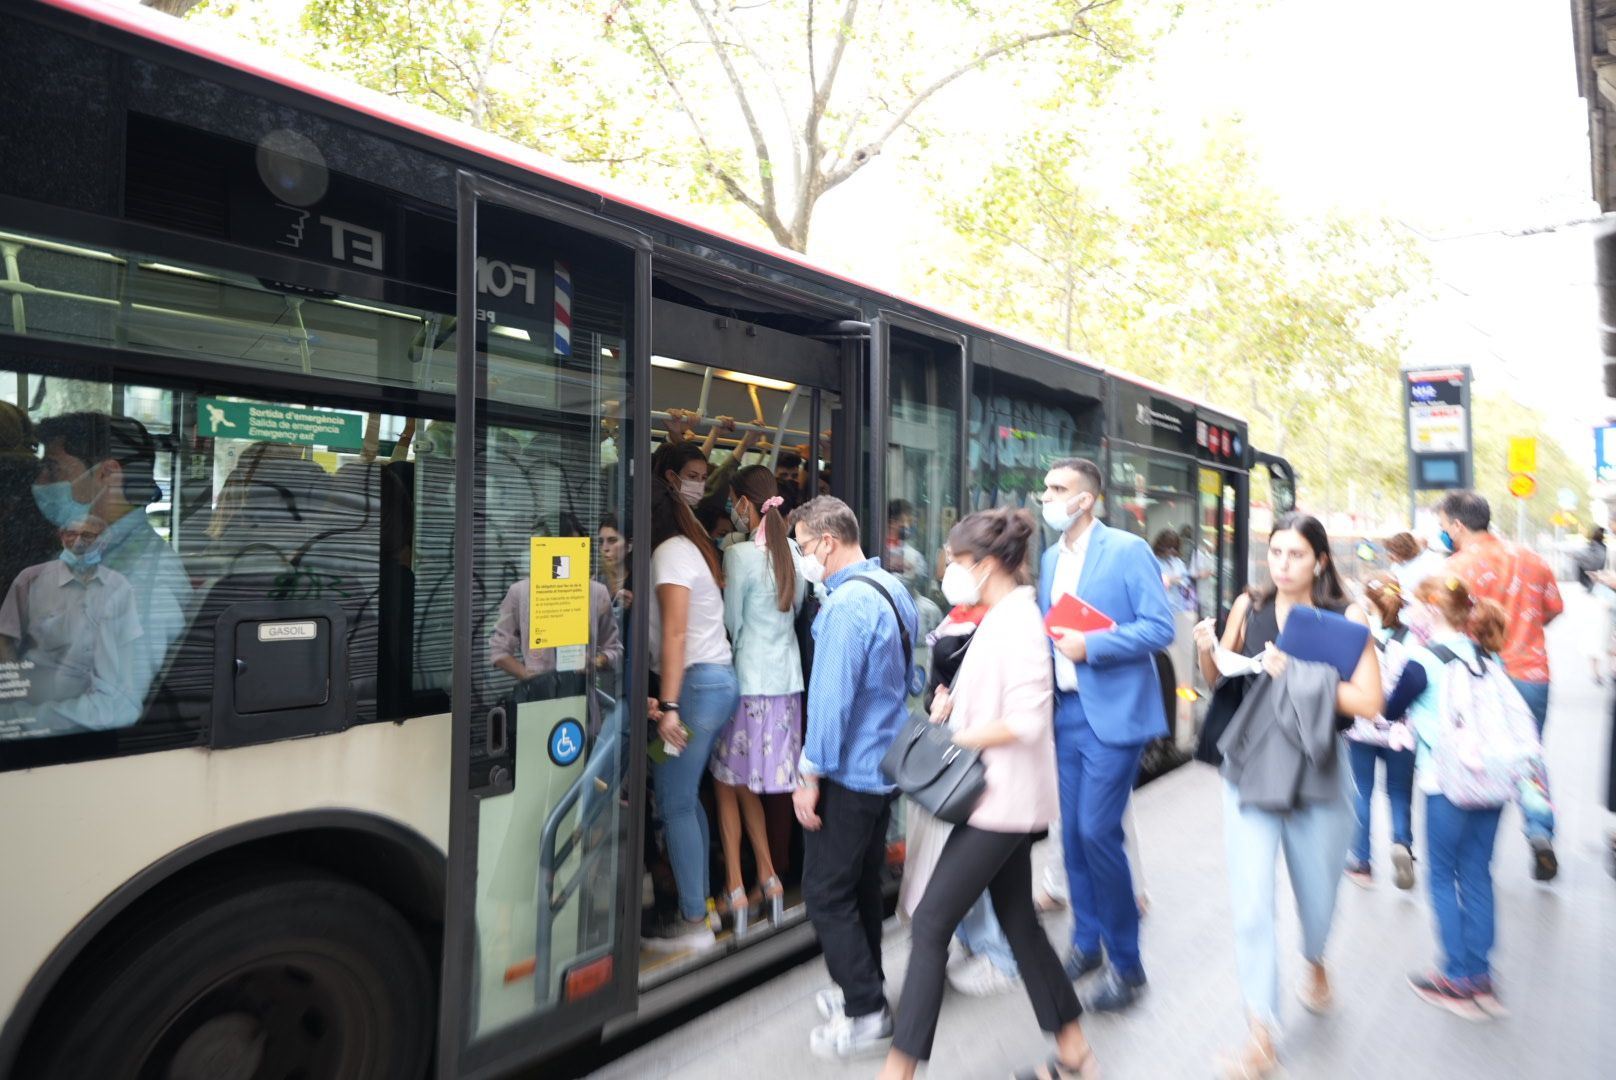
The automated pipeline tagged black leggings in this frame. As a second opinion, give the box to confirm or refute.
[892,825,1083,1060]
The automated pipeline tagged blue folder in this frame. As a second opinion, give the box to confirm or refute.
[1274,606,1369,680]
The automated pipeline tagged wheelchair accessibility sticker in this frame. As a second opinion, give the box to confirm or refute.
[548,719,584,767]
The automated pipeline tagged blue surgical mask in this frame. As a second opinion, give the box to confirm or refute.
[1437,530,1454,554]
[33,481,94,529]
[60,545,103,573]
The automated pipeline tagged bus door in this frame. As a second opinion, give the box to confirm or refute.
[439,173,651,1078]
[1245,450,1297,593]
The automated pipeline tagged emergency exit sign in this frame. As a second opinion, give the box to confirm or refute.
[198,398,364,448]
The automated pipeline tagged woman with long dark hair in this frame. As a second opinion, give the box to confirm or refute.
[1192,512,1383,1079]
[708,465,803,935]
[644,471,738,952]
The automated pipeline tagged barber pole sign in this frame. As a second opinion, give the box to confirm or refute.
[553,260,573,358]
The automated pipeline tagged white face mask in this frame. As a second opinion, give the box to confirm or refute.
[1042,493,1090,533]
[798,537,827,585]
[679,478,704,506]
[941,561,989,607]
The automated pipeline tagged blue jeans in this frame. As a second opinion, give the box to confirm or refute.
[1222,775,1354,1029]
[1055,692,1146,978]
[1425,792,1503,985]
[1509,679,1554,842]
[650,663,739,920]
[1347,740,1415,865]
[956,893,1018,976]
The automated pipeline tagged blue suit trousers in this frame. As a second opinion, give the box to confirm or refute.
[1055,690,1146,978]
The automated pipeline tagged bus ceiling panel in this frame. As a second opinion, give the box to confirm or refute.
[651,299,839,391]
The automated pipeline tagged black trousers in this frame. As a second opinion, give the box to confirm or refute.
[802,780,893,1018]
[893,825,1083,1061]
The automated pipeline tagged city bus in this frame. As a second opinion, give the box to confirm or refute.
[0,2,1296,1077]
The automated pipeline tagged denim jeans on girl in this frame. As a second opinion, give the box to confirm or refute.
[955,893,1018,976]
[1424,792,1504,985]
[1347,741,1415,866]
[1222,775,1355,1029]
[650,663,739,921]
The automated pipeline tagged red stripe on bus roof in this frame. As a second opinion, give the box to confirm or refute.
[42,0,1247,425]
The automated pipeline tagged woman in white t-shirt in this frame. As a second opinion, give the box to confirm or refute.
[646,445,739,952]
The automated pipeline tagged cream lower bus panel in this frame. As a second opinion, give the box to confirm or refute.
[0,712,453,1023]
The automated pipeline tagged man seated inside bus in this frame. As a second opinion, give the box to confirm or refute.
[0,515,144,736]
[27,413,192,727]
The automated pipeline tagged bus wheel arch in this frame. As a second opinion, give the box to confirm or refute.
[5,810,445,1080]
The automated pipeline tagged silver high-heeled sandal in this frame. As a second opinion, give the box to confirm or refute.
[727,887,751,938]
[762,875,785,927]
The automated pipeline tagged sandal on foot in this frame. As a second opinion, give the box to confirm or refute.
[1012,1050,1098,1080]
[1214,1047,1279,1080]
[761,874,785,926]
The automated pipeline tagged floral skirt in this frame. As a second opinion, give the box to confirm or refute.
[709,693,802,793]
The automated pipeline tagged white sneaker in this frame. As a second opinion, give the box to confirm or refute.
[947,953,1022,997]
[947,938,974,972]
[813,984,845,1020]
[642,917,718,953]
[1040,864,1069,906]
[809,1006,894,1060]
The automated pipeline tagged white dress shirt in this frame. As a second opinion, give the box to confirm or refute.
[1051,521,1096,692]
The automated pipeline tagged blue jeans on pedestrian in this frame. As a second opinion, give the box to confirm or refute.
[650,663,739,921]
[1347,739,1415,866]
[1055,692,1146,979]
[1509,679,1555,842]
[956,893,1018,977]
[1222,774,1355,1030]
[1424,792,1503,985]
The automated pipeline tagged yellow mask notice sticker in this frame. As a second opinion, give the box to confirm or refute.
[529,537,591,651]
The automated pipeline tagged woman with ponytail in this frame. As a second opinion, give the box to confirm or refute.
[1400,576,1527,1021]
[709,465,805,935]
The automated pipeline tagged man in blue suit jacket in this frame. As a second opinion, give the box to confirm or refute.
[1038,458,1174,1012]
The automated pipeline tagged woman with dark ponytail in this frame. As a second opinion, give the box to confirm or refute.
[708,465,804,935]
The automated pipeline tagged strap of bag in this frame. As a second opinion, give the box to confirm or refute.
[848,574,913,672]
[1429,643,1485,677]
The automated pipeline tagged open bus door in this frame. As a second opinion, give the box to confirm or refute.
[1251,450,1297,515]
[1244,450,1297,595]
[439,173,651,1078]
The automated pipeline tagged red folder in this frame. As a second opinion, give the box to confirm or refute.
[1044,593,1115,638]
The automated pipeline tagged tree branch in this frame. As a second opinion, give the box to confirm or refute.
[686,0,779,225]
[823,5,1117,192]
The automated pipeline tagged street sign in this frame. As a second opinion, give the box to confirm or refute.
[1597,424,1616,483]
[1403,367,1472,495]
[1507,436,1537,475]
[1508,473,1537,499]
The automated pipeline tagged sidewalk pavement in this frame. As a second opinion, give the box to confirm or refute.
[590,591,1613,1079]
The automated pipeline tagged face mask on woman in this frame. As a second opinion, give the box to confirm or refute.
[730,501,750,535]
[679,478,704,506]
[940,561,990,607]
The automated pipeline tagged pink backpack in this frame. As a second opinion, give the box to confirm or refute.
[1427,645,1543,808]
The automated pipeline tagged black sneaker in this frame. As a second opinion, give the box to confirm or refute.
[1408,971,1487,1021]
[1082,965,1146,1012]
[1062,948,1103,982]
[1530,837,1558,882]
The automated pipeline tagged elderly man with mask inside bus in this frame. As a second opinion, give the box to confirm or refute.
[790,495,917,1061]
[1038,457,1174,1013]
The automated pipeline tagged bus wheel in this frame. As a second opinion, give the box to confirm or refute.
[29,867,433,1080]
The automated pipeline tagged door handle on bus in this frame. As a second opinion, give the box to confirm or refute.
[486,704,508,757]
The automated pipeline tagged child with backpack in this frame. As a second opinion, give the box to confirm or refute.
[1400,576,1545,1021]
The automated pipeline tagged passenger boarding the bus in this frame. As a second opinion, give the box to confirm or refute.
[789,495,917,1060]
[488,575,620,730]
[0,515,143,735]
[29,413,191,723]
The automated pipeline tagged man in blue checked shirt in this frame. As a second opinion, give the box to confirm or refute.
[789,496,917,1061]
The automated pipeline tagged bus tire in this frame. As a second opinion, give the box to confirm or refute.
[26,866,433,1080]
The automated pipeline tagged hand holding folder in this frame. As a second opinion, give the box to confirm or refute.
[1044,593,1115,639]
[1273,606,1369,680]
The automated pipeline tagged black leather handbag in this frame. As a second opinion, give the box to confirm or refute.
[881,713,986,824]
[851,575,987,825]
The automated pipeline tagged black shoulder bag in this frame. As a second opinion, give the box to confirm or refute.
[854,575,987,825]
[1194,606,1254,767]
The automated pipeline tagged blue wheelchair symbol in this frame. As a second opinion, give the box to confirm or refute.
[548,719,584,767]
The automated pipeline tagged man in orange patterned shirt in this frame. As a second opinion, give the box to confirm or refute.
[1438,490,1563,881]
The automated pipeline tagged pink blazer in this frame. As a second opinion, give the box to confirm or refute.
[949,586,1059,833]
